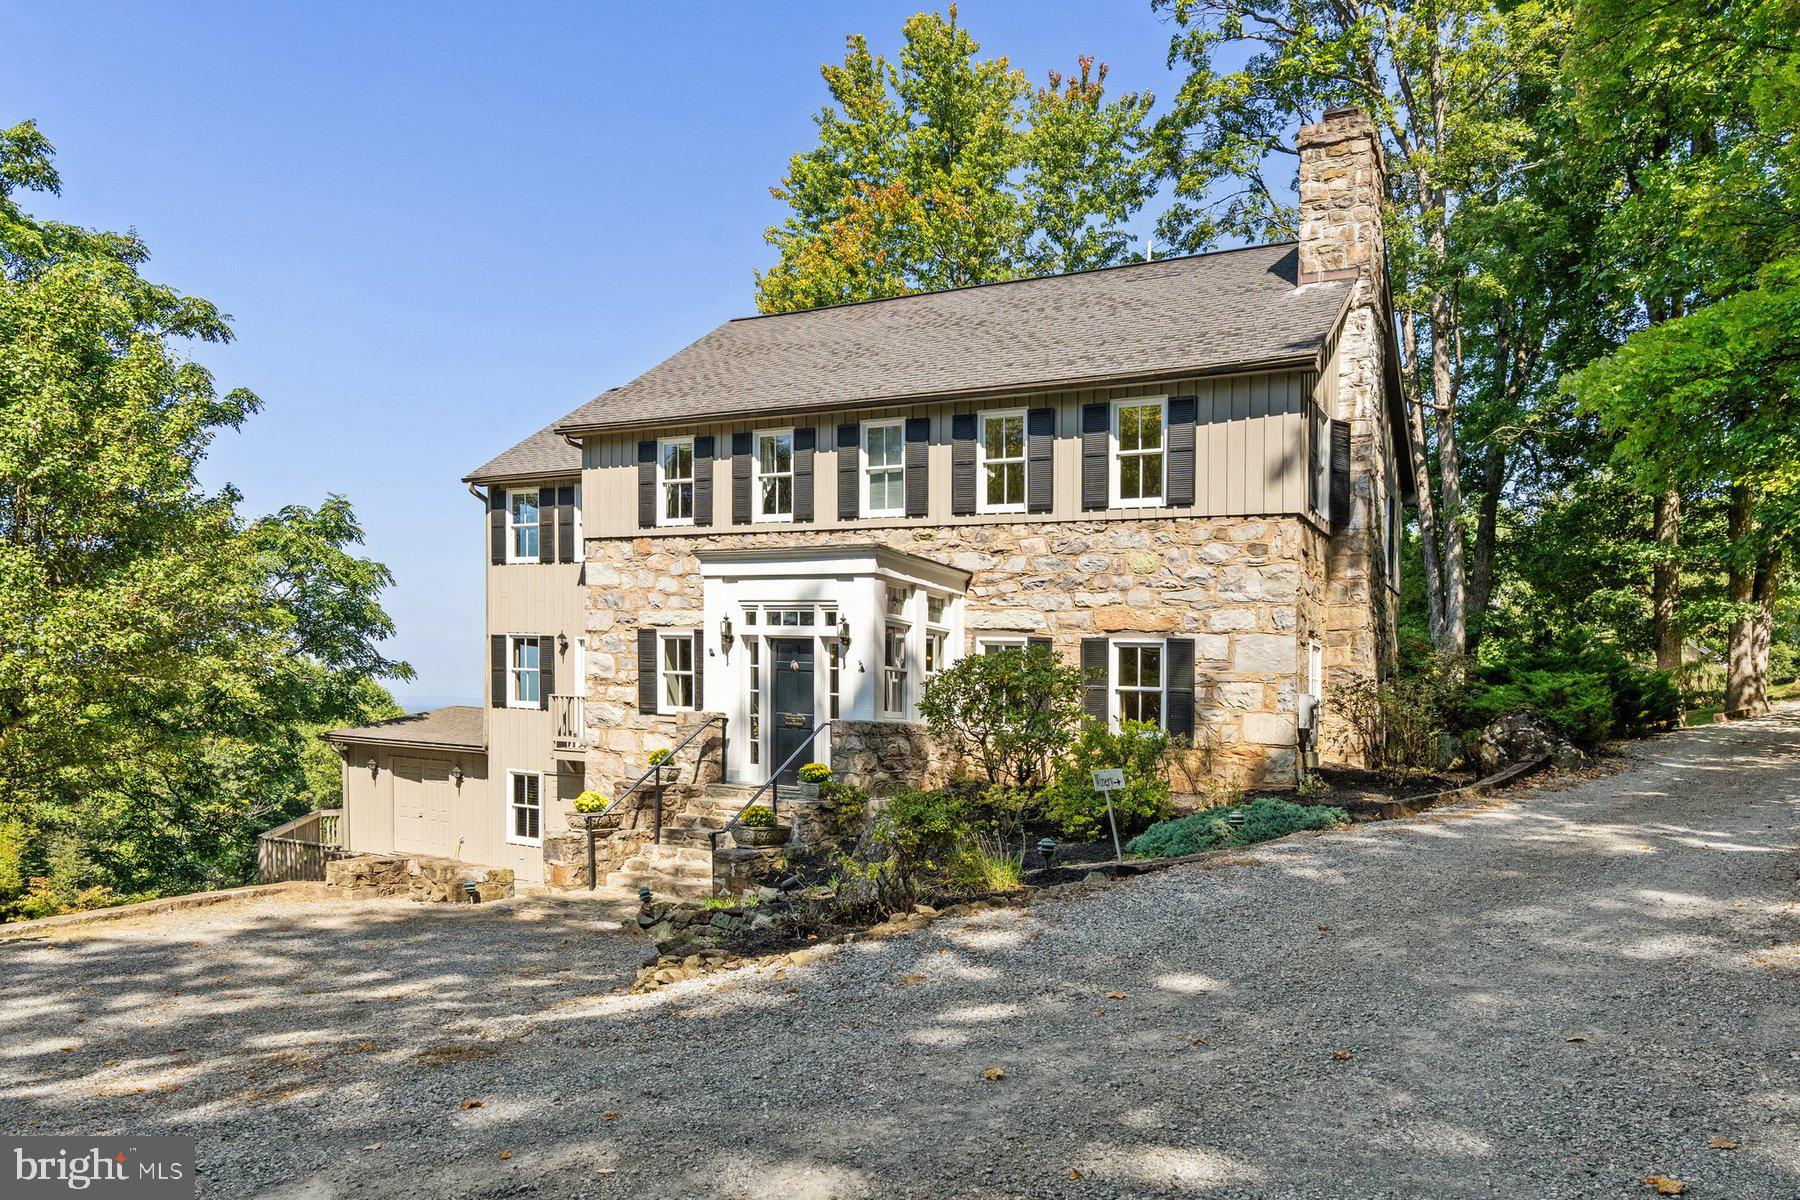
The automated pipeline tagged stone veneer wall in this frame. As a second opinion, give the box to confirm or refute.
[583,515,1337,792]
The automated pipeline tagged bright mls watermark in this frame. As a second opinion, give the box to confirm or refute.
[3,1138,193,1198]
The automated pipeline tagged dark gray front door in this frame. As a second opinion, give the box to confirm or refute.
[770,637,815,783]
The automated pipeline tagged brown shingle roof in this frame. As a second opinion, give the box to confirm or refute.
[556,243,1350,434]
[462,412,585,484]
[324,706,486,751]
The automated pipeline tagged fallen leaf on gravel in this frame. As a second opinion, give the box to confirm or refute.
[498,1150,513,1161]
[59,1047,74,1053]
[1105,991,1127,1000]
[602,1112,622,1122]
[362,1143,382,1152]
[459,1100,484,1110]
[1092,1008,1107,1017]
[982,1067,1006,1082]
[1067,1169,1083,1180]
[1317,924,1332,932]
[1565,1036,1588,1043]
[1707,1137,1739,1150]
[1331,1050,1353,1061]
[1181,1035,1207,1046]
[899,973,927,986]
[1645,1177,1685,1195]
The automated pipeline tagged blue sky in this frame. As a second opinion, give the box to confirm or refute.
[6,1,1208,709]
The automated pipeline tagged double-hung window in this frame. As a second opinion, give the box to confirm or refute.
[508,636,541,709]
[1113,641,1165,728]
[754,430,794,521]
[507,489,540,561]
[881,625,909,717]
[863,419,905,516]
[977,410,1026,513]
[507,771,542,846]
[1113,398,1166,507]
[659,437,695,525]
[659,634,695,711]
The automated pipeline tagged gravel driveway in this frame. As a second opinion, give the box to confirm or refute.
[4,711,1797,1200]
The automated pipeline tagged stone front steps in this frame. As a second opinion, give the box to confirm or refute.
[600,783,768,900]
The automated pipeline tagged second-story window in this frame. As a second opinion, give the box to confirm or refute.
[754,430,794,521]
[659,437,694,525]
[509,636,541,708]
[507,489,540,561]
[977,410,1026,513]
[863,419,904,516]
[1113,398,1166,507]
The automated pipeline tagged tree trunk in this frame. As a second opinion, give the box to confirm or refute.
[1429,287,1467,659]
[1723,483,1768,719]
[1399,311,1449,649]
[1652,489,1682,673]
[1466,451,1503,657]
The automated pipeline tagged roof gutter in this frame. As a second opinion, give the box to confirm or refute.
[551,353,1325,439]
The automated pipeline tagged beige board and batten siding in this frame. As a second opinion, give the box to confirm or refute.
[485,554,587,883]
[337,743,490,860]
[581,370,1318,538]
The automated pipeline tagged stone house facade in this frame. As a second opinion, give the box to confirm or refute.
[329,106,1411,890]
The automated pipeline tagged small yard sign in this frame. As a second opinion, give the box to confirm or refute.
[1090,769,1126,860]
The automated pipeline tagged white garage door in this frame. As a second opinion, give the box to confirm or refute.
[393,756,453,856]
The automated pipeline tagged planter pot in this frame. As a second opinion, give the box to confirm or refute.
[577,811,620,833]
[733,824,792,848]
[795,781,822,800]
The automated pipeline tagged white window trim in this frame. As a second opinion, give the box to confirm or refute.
[657,436,696,527]
[1108,638,1168,731]
[975,408,1028,515]
[506,770,544,847]
[506,635,541,710]
[861,418,906,518]
[752,428,796,523]
[1313,409,1333,524]
[880,619,910,721]
[977,636,1027,654]
[1110,396,1169,510]
[657,632,697,713]
[1384,488,1401,584]
[505,488,541,563]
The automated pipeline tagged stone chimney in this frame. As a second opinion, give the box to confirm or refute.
[1296,106,1386,288]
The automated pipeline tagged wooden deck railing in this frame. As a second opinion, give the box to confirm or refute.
[551,693,587,751]
[257,808,350,883]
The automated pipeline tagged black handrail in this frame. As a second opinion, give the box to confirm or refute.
[585,714,727,889]
[710,718,838,852]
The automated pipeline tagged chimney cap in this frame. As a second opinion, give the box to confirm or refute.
[1321,104,1368,122]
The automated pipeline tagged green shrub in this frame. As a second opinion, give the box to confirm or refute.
[1125,798,1350,859]
[949,834,1025,894]
[798,762,832,784]
[1042,720,1174,840]
[873,787,971,875]
[917,646,1087,789]
[1470,634,1679,746]
[1328,666,1459,778]
[737,805,778,829]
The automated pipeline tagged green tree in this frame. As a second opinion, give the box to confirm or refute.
[756,7,1154,313]
[0,120,410,915]
[916,646,1087,791]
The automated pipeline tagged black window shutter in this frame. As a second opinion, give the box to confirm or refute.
[793,426,816,522]
[1081,402,1110,510]
[539,636,554,709]
[637,628,660,715]
[905,416,930,518]
[1027,636,1053,656]
[1167,395,1198,508]
[490,634,506,709]
[637,439,657,528]
[537,489,555,563]
[693,436,715,527]
[1166,637,1195,739]
[556,485,576,562]
[692,630,705,709]
[1026,407,1055,513]
[1307,406,1322,513]
[951,413,977,516]
[489,489,506,565]
[1080,637,1109,723]
[1330,419,1352,530]
[837,423,860,521]
[731,432,752,525]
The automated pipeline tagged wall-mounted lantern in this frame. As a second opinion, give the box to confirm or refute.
[366,757,379,777]
[557,632,569,656]
[836,616,851,650]
[450,764,465,789]
[720,614,735,651]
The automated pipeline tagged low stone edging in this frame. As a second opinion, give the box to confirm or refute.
[0,881,325,938]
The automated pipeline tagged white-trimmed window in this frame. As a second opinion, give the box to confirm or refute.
[978,636,1027,655]
[1307,639,1324,705]
[754,429,794,521]
[659,633,696,711]
[508,636,541,709]
[977,409,1027,513]
[1113,398,1166,507]
[507,489,540,562]
[881,624,909,717]
[659,437,695,525]
[1112,641,1166,728]
[923,592,950,685]
[863,419,905,517]
[507,771,542,846]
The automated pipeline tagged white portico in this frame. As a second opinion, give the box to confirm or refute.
[695,545,969,784]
